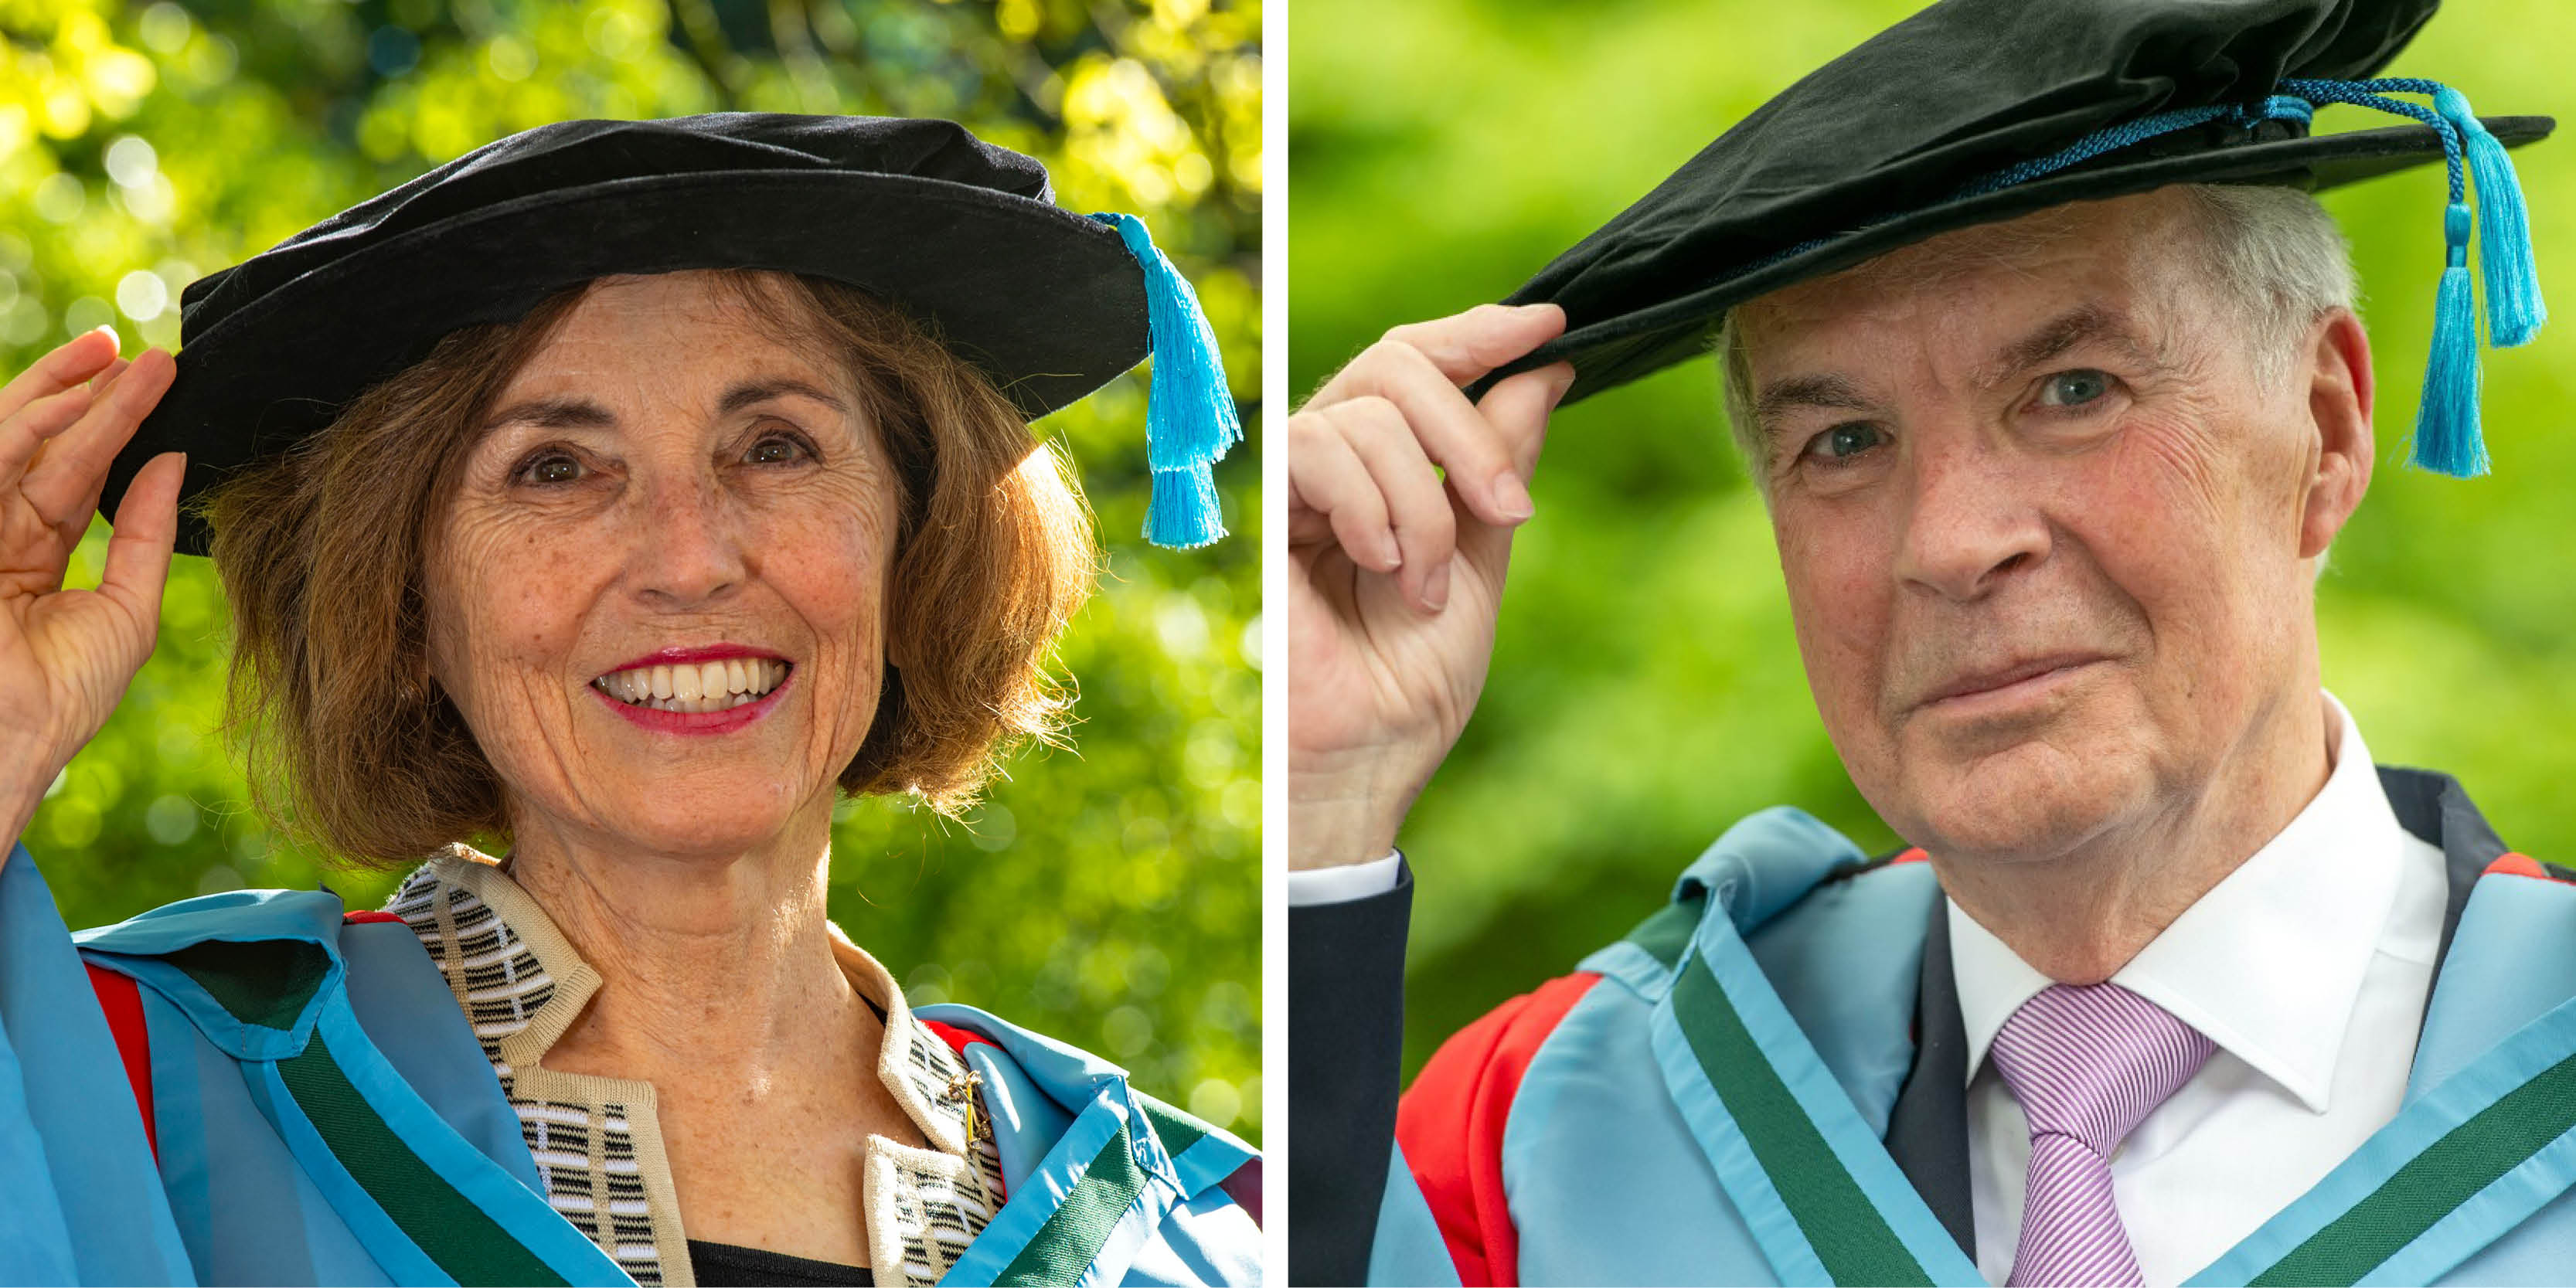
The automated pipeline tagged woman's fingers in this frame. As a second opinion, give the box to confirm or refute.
[0,328,118,427]
[18,348,174,530]
[94,450,182,631]
[0,386,97,482]
[88,354,133,396]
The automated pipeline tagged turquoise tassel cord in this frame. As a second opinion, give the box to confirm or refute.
[1089,212,1243,549]
[2419,202,2489,477]
[2282,78,2549,477]
[2437,87,2547,347]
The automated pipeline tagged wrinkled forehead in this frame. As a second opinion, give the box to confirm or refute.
[1732,189,2207,365]
[503,270,858,400]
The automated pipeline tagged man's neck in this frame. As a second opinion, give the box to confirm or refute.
[1933,689,2336,984]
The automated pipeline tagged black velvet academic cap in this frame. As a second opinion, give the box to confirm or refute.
[103,114,1158,556]
[1482,0,2551,406]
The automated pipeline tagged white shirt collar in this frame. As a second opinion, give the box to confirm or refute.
[1947,692,2428,1113]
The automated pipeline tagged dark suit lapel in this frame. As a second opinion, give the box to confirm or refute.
[1886,893,1976,1261]
[2376,764,2510,1021]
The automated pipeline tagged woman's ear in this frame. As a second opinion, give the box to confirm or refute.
[2299,307,2374,560]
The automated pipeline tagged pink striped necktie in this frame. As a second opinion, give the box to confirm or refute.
[1989,982,2217,1288]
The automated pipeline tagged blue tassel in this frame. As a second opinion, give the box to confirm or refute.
[2413,203,2488,477]
[1145,464,1225,550]
[1089,212,1242,549]
[2434,87,2546,348]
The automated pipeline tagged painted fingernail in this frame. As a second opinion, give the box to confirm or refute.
[1492,473,1535,522]
[1423,560,1451,612]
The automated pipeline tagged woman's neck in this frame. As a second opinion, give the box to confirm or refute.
[499,797,923,1264]
[500,799,866,1080]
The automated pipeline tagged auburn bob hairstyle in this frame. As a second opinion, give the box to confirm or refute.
[204,269,1097,868]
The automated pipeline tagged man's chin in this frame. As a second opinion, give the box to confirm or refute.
[1886,746,2149,864]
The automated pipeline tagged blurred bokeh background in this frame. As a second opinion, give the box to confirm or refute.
[1291,0,2576,1079]
[5,0,1258,1137]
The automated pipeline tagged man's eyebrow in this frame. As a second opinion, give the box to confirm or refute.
[1751,372,1873,437]
[481,378,849,433]
[1981,304,2156,385]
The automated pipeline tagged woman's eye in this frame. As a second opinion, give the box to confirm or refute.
[744,433,812,466]
[515,452,584,486]
[2037,368,2113,409]
[1801,421,1887,465]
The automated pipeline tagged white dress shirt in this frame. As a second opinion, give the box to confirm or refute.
[1285,848,1404,905]
[1951,692,2448,1286]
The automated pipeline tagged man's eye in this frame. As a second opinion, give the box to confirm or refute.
[1801,421,1887,464]
[2037,369,2112,409]
[515,452,584,485]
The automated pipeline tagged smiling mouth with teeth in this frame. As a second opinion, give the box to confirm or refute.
[594,658,791,714]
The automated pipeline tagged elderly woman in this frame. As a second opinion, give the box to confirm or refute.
[0,115,1254,1287]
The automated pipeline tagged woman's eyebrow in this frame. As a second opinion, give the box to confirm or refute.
[481,395,616,433]
[481,378,849,433]
[715,377,848,417]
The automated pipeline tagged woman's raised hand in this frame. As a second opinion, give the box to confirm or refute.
[0,328,183,857]
[1286,304,1576,869]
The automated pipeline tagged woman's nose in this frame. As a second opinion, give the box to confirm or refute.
[630,471,747,607]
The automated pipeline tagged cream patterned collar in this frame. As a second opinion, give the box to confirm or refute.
[386,846,1003,1287]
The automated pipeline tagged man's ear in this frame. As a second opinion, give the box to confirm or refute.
[2299,307,2374,560]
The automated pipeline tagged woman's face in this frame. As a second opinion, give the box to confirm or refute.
[424,271,901,861]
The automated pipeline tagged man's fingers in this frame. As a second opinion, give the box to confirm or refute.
[1452,363,1577,577]
[1377,303,1567,386]
[19,348,174,528]
[1288,420,1400,571]
[95,450,182,630]
[1334,399,1458,612]
[1322,354,1536,529]
[0,328,118,427]
[1476,362,1577,477]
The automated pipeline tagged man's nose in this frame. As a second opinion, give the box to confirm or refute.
[1891,439,2050,602]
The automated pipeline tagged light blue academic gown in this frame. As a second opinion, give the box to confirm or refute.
[1366,768,2576,1286]
[0,841,1259,1286]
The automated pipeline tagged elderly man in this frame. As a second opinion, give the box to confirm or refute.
[1287,1,2563,1286]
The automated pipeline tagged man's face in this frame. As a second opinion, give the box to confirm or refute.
[1736,189,2367,865]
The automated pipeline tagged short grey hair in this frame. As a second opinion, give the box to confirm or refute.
[1716,183,2360,477]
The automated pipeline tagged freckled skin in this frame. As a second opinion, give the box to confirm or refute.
[1739,190,2375,982]
[428,280,897,859]
[423,270,917,1263]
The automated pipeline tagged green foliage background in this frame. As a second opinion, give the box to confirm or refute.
[1290,0,2576,1079]
[7,0,1259,1137]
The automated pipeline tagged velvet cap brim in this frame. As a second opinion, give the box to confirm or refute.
[97,114,1148,556]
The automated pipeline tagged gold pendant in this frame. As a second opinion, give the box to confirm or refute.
[941,1069,989,1145]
